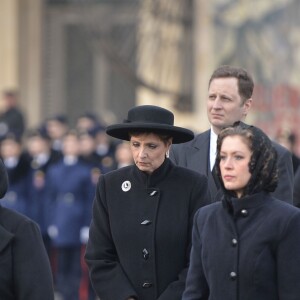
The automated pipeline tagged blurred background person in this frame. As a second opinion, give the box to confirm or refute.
[114,141,133,169]
[0,89,25,141]
[76,112,100,133]
[275,128,300,174]
[0,132,31,217]
[78,130,102,171]
[46,130,95,300]
[25,127,62,257]
[77,129,100,300]
[78,129,104,189]
[91,124,118,173]
[45,115,69,154]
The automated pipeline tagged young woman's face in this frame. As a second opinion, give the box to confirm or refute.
[219,135,252,198]
[130,133,171,174]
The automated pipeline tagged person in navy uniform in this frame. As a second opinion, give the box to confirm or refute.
[78,129,103,300]
[25,127,62,254]
[46,130,95,300]
[183,123,300,300]
[91,123,119,172]
[0,132,31,216]
[85,105,210,300]
[78,129,104,172]
[0,89,25,141]
[45,115,69,154]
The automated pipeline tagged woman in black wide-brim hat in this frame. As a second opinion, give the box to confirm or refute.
[85,105,210,300]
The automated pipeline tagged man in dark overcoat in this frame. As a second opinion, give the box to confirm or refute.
[170,65,293,203]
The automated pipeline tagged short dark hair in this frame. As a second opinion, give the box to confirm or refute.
[209,65,254,103]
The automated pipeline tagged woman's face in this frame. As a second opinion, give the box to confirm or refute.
[219,135,252,198]
[130,132,172,174]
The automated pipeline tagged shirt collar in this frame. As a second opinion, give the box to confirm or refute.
[209,128,218,171]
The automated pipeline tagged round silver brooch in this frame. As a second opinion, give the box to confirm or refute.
[121,180,131,192]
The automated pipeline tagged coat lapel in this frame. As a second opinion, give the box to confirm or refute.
[190,130,218,201]
[186,130,210,175]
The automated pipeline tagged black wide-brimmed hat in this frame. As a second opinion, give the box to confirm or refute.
[106,105,194,144]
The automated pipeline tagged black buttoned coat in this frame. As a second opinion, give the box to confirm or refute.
[0,205,54,299]
[85,159,209,300]
[183,192,300,300]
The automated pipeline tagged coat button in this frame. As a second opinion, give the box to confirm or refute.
[142,248,149,260]
[149,190,157,196]
[142,282,153,288]
[230,271,237,280]
[231,238,238,246]
[141,220,152,226]
[240,209,248,217]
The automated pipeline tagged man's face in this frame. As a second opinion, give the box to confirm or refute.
[207,77,252,134]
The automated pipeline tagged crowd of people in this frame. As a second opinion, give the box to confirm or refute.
[1,65,300,300]
[0,102,134,299]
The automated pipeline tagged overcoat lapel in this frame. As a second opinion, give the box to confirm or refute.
[188,130,218,201]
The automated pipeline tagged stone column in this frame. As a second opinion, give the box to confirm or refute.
[0,0,19,109]
[193,0,214,132]
[18,0,44,127]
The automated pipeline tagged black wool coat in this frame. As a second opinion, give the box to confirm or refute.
[0,206,54,300]
[85,159,209,300]
[183,192,300,300]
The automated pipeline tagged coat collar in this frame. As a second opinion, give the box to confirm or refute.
[132,158,172,188]
[222,191,270,218]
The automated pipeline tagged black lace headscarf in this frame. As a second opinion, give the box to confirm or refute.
[214,122,278,198]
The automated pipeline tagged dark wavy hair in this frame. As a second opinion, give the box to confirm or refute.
[215,122,278,198]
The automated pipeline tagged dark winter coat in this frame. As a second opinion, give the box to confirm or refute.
[183,192,300,300]
[0,205,54,299]
[85,159,209,300]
